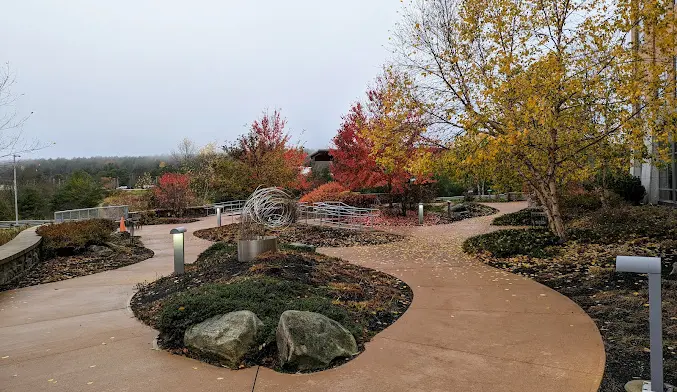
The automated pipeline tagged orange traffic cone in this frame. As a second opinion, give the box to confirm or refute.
[119,217,127,232]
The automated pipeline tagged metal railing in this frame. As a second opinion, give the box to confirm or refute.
[54,205,129,222]
[208,200,246,215]
[298,201,379,231]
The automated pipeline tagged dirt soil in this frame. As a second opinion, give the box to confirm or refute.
[476,240,677,391]
[1,234,154,291]
[194,223,405,248]
[131,245,413,371]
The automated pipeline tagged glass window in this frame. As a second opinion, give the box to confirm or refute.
[658,143,677,203]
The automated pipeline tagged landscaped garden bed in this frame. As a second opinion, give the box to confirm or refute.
[194,223,404,248]
[0,219,153,291]
[374,202,498,226]
[131,242,413,372]
[134,211,200,226]
[464,204,677,391]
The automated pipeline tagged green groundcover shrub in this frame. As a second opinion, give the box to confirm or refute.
[37,219,117,257]
[462,228,560,258]
[157,277,360,351]
[568,205,677,244]
[492,208,536,226]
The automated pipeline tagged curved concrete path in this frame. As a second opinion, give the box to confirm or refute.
[0,203,604,391]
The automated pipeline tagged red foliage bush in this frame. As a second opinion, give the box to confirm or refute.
[299,183,349,204]
[299,183,377,207]
[153,173,194,216]
[340,193,379,208]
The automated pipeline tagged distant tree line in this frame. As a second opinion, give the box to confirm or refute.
[0,156,174,220]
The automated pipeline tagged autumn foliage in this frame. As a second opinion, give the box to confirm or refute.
[228,110,308,192]
[153,173,194,216]
[299,182,349,204]
[331,103,388,191]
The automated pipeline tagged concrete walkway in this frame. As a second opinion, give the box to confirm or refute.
[0,203,605,391]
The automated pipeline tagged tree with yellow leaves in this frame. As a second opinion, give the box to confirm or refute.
[391,0,677,239]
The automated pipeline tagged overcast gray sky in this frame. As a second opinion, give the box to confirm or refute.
[0,0,400,158]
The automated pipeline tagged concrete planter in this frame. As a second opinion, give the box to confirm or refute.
[237,237,278,262]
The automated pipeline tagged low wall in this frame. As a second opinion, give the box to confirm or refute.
[0,227,42,286]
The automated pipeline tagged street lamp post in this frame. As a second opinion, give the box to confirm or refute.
[13,154,20,225]
[170,227,187,274]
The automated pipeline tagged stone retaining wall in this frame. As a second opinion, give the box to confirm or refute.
[0,227,42,285]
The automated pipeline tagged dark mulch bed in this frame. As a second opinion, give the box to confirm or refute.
[194,223,404,248]
[138,217,200,226]
[465,205,677,391]
[374,202,498,226]
[131,243,413,372]
[1,234,154,291]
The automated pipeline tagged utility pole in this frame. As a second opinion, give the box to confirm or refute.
[13,154,20,224]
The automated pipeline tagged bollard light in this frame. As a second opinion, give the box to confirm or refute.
[418,203,424,225]
[216,206,222,227]
[170,227,187,274]
[616,256,664,392]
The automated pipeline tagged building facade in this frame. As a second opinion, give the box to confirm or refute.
[634,143,677,204]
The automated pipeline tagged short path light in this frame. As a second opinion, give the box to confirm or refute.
[216,206,222,227]
[616,256,669,392]
[170,227,187,274]
[418,203,424,225]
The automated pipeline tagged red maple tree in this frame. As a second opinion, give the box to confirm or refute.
[228,110,308,191]
[330,102,389,191]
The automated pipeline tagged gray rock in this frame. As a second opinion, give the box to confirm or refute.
[625,380,675,392]
[88,245,113,256]
[284,243,316,253]
[277,310,358,371]
[449,203,468,212]
[184,310,263,368]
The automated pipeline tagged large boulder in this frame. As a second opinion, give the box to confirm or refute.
[87,244,113,256]
[276,310,358,371]
[449,203,468,212]
[184,310,263,368]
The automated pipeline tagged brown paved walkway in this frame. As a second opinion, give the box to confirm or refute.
[0,203,605,391]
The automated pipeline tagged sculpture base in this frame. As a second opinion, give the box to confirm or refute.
[238,237,278,262]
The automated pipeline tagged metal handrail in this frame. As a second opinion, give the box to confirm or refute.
[298,201,379,231]
[205,200,246,215]
[54,205,129,222]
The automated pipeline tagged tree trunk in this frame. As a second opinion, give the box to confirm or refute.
[530,180,567,240]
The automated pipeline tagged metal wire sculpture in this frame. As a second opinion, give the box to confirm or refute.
[240,187,296,240]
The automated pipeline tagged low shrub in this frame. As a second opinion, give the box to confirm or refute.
[568,205,677,244]
[157,277,358,352]
[340,192,378,208]
[492,208,537,226]
[0,226,28,246]
[300,183,377,207]
[299,182,349,204]
[560,193,602,213]
[608,172,646,205]
[462,228,560,258]
[37,219,117,257]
